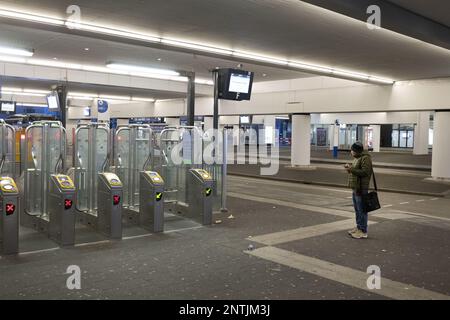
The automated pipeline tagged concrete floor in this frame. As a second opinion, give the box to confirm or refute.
[1,175,449,300]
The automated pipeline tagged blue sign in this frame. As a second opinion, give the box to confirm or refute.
[98,100,109,113]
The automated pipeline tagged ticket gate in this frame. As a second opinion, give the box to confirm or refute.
[72,123,123,239]
[158,127,214,226]
[0,177,19,254]
[187,169,213,225]
[0,119,16,178]
[114,125,164,232]
[21,121,77,246]
[139,171,165,232]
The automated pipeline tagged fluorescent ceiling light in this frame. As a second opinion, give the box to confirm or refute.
[0,55,27,63]
[106,63,180,76]
[16,103,48,107]
[1,91,46,97]
[288,62,332,74]
[368,77,395,84]
[195,79,214,85]
[332,69,369,80]
[131,97,155,102]
[233,51,288,65]
[0,9,64,25]
[161,39,232,55]
[65,21,160,43]
[0,46,34,57]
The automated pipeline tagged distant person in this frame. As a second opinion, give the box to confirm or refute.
[345,141,373,239]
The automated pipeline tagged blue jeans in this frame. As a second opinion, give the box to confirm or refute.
[352,190,368,233]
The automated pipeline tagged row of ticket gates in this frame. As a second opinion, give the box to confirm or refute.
[0,120,218,255]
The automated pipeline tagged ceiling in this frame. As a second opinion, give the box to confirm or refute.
[0,77,190,100]
[387,0,450,27]
[0,0,448,91]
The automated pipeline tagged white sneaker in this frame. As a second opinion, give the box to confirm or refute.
[347,227,358,235]
[351,229,368,239]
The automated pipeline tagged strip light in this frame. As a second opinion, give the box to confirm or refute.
[1,88,48,97]
[69,92,155,102]
[106,63,180,76]
[0,46,34,57]
[0,7,395,84]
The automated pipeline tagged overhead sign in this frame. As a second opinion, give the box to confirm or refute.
[98,100,109,113]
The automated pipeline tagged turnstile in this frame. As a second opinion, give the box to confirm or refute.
[48,174,76,245]
[114,125,164,232]
[73,123,123,239]
[22,121,77,246]
[158,127,215,226]
[0,177,19,254]
[139,171,165,233]
[96,172,123,238]
[0,120,19,254]
[187,169,213,225]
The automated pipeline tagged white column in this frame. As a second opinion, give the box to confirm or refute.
[413,112,430,155]
[165,117,180,126]
[371,125,381,152]
[328,124,334,150]
[432,111,450,180]
[233,125,240,146]
[291,114,311,167]
[204,116,214,132]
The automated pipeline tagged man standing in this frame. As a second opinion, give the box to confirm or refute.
[345,141,373,239]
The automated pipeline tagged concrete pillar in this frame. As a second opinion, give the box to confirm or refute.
[166,117,180,127]
[328,124,334,151]
[333,124,339,158]
[291,114,311,167]
[431,111,450,180]
[204,116,214,132]
[413,112,430,155]
[371,125,381,152]
[233,125,240,146]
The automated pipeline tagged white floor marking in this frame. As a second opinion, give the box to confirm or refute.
[248,246,450,300]
[18,247,60,256]
[249,219,377,245]
[430,198,439,201]
[416,199,425,202]
[382,204,393,208]
[75,240,111,247]
[230,175,352,194]
[228,192,354,218]
[400,202,410,205]
[389,209,450,222]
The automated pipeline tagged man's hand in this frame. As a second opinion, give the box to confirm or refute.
[344,163,352,173]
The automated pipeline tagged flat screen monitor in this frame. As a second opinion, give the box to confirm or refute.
[46,92,60,110]
[1,101,15,112]
[240,116,250,124]
[217,68,254,101]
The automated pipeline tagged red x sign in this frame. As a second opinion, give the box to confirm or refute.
[5,203,15,215]
[64,199,73,210]
[113,195,120,206]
